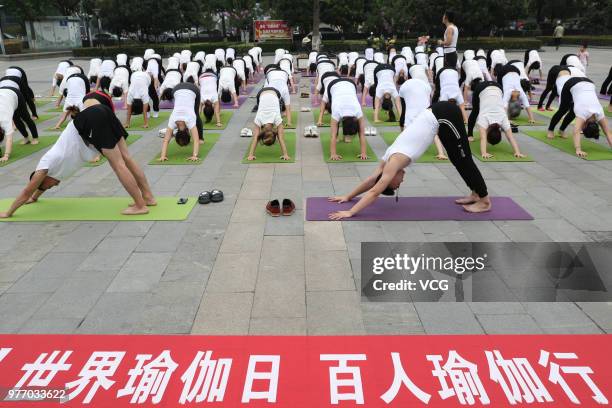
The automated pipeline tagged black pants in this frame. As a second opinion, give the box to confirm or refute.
[601,66,612,95]
[554,38,561,49]
[1,87,38,139]
[432,101,488,198]
[148,82,159,113]
[444,52,457,68]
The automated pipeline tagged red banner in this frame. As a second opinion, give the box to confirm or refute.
[0,335,610,407]
[254,20,292,41]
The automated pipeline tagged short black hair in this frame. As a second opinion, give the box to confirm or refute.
[381,96,393,111]
[341,117,359,136]
[131,99,144,115]
[220,89,232,103]
[161,88,174,101]
[397,75,406,85]
[112,87,123,98]
[520,78,531,93]
[186,76,195,84]
[175,129,191,146]
[487,124,502,145]
[203,101,214,122]
[583,121,600,139]
[444,10,455,23]
[470,78,482,90]
[0,127,5,143]
[375,174,396,196]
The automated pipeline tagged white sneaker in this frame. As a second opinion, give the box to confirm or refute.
[152,111,159,118]
[365,127,371,136]
[240,128,248,137]
[310,126,319,137]
[370,127,377,137]
[246,129,253,137]
[304,126,312,137]
[158,129,166,138]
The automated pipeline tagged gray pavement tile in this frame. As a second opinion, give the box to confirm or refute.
[414,303,484,334]
[18,318,83,334]
[107,252,172,293]
[52,223,116,253]
[206,252,259,293]
[576,302,612,331]
[249,317,307,335]
[136,222,190,252]
[522,302,603,334]
[77,292,152,334]
[305,250,355,291]
[191,292,253,335]
[477,314,543,334]
[0,292,51,333]
[306,291,365,335]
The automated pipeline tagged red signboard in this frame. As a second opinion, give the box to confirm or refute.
[254,20,292,41]
[0,335,610,407]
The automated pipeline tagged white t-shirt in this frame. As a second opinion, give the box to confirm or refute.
[218,67,236,92]
[463,60,484,84]
[5,68,21,78]
[194,51,205,63]
[144,49,155,60]
[116,54,128,66]
[329,81,362,122]
[490,50,507,68]
[255,90,282,127]
[232,59,246,81]
[338,53,349,66]
[374,52,385,64]
[511,61,529,80]
[365,48,374,61]
[130,57,144,72]
[167,57,180,71]
[444,25,458,53]
[266,70,290,104]
[36,122,98,180]
[363,62,378,87]
[502,72,529,107]
[476,59,491,80]
[204,54,217,71]
[439,69,463,103]
[321,74,340,103]
[199,73,218,103]
[63,76,87,111]
[375,68,398,99]
[401,47,415,64]
[355,59,366,77]
[0,78,19,89]
[308,52,318,64]
[429,52,439,71]
[88,59,102,77]
[214,49,225,64]
[398,79,431,126]
[183,61,201,83]
[146,58,159,78]
[394,57,408,76]
[248,48,260,64]
[415,51,428,67]
[571,81,604,121]
[169,89,197,130]
[279,59,293,78]
[476,86,510,131]
[55,61,71,77]
[0,88,18,134]
[348,52,359,66]
[555,74,572,96]
[180,50,192,65]
[526,50,541,68]
[226,48,235,61]
[127,71,151,105]
[317,61,335,78]
[160,71,182,95]
[566,55,585,73]
[383,109,437,162]
[99,60,115,77]
[59,67,82,95]
[274,49,286,65]
[463,50,475,61]
[110,66,130,93]
[409,65,429,85]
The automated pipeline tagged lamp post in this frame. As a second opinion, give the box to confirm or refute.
[0,5,6,55]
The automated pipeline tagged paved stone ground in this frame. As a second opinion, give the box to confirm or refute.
[0,46,611,336]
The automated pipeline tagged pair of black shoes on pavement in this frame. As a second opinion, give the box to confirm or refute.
[266,199,295,217]
[198,190,224,204]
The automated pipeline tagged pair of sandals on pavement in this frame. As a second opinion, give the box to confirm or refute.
[240,128,253,137]
[198,190,224,204]
[266,199,295,217]
[365,127,378,136]
[304,125,319,138]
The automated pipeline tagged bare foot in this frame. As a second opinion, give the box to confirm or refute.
[455,193,478,205]
[31,139,39,145]
[122,206,149,215]
[20,139,31,145]
[463,199,492,213]
[129,197,157,207]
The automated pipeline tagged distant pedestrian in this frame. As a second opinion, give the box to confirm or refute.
[553,21,565,51]
[578,42,589,73]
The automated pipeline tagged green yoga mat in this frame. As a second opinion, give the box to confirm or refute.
[319,131,377,163]
[45,120,70,132]
[524,130,611,161]
[282,111,299,129]
[0,135,58,167]
[46,105,64,113]
[363,108,399,127]
[86,134,142,167]
[126,111,171,130]
[601,103,612,118]
[511,114,543,126]
[381,132,449,163]
[34,114,56,124]
[35,98,55,108]
[0,197,196,222]
[149,133,220,165]
[469,137,533,162]
[242,131,296,163]
[312,108,331,127]
[203,111,234,130]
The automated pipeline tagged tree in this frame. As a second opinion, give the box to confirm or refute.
[51,0,81,15]
[320,0,364,33]
[3,0,47,21]
[312,0,321,50]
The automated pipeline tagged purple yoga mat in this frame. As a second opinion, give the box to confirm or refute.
[600,94,611,101]
[159,96,248,110]
[306,196,534,221]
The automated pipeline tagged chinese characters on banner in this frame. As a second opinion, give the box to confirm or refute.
[253,20,292,41]
[0,335,610,407]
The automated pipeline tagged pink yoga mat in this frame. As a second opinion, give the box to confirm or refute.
[306,196,533,221]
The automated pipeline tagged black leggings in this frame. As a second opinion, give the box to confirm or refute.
[537,66,565,110]
[148,82,159,113]
[548,77,593,132]
[601,66,612,95]
[1,87,38,139]
[432,101,488,198]
[444,51,457,68]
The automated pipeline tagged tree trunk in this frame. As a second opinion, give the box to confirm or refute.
[312,0,321,51]
[220,12,227,39]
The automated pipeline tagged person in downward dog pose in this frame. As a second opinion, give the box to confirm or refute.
[2,67,38,120]
[124,69,153,129]
[468,81,526,159]
[199,69,222,128]
[434,66,468,123]
[218,66,240,108]
[316,72,341,126]
[0,96,156,218]
[498,63,536,124]
[246,87,291,161]
[0,86,39,161]
[159,83,204,162]
[265,66,293,127]
[327,102,491,220]
[372,64,402,123]
[53,67,90,130]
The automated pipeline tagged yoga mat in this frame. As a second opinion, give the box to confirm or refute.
[203,110,234,130]
[533,108,572,123]
[306,196,534,221]
[85,134,142,167]
[601,102,612,118]
[46,105,64,113]
[381,132,449,163]
[35,98,55,108]
[242,131,296,163]
[363,108,399,127]
[0,135,58,167]
[45,120,70,132]
[511,114,543,126]
[524,130,611,161]
[159,100,174,110]
[113,99,126,110]
[149,132,220,165]
[220,95,248,109]
[127,111,171,130]
[469,137,533,162]
[282,111,298,129]
[600,94,611,101]
[319,131,377,163]
[312,108,331,127]
[0,197,196,222]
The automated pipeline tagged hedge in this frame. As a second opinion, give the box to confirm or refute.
[72,38,543,58]
[536,35,612,47]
